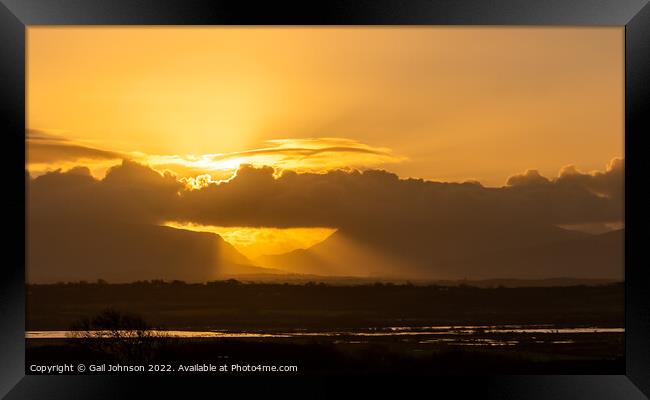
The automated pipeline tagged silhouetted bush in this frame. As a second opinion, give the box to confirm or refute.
[69,309,168,362]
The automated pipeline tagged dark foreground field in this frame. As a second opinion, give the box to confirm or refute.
[26,281,624,374]
[27,334,623,375]
[27,281,624,330]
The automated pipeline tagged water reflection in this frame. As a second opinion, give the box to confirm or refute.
[26,324,624,347]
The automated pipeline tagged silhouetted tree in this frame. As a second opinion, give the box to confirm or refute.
[69,309,167,362]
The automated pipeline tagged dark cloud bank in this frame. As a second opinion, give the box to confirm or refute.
[27,159,624,282]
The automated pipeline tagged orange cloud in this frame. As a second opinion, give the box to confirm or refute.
[27,158,624,281]
[27,132,406,186]
[142,137,405,181]
[507,158,624,200]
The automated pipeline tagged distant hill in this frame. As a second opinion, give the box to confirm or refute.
[27,220,281,283]
[256,224,623,280]
[481,228,624,279]
[207,274,620,288]
[28,215,623,282]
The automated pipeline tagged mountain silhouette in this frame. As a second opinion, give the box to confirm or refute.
[256,223,623,280]
[27,216,623,282]
[27,220,281,283]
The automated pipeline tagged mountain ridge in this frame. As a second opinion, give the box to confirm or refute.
[256,225,623,280]
[27,219,283,283]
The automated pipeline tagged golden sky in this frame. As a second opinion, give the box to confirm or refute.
[27,27,623,188]
[27,27,627,276]
[163,222,336,259]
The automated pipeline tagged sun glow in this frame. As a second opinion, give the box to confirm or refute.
[138,137,403,181]
[27,133,405,184]
[163,221,337,259]
[28,27,623,187]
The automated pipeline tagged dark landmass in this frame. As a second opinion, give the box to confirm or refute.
[26,282,624,374]
[26,332,624,375]
[27,215,624,283]
[27,281,624,331]
[257,228,624,280]
[217,275,619,287]
[27,221,261,283]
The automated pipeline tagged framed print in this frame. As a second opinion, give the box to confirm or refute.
[1,0,649,398]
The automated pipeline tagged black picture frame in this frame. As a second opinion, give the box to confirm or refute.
[1,0,648,398]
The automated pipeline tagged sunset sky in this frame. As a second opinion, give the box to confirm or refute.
[27,27,624,264]
[28,27,623,187]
